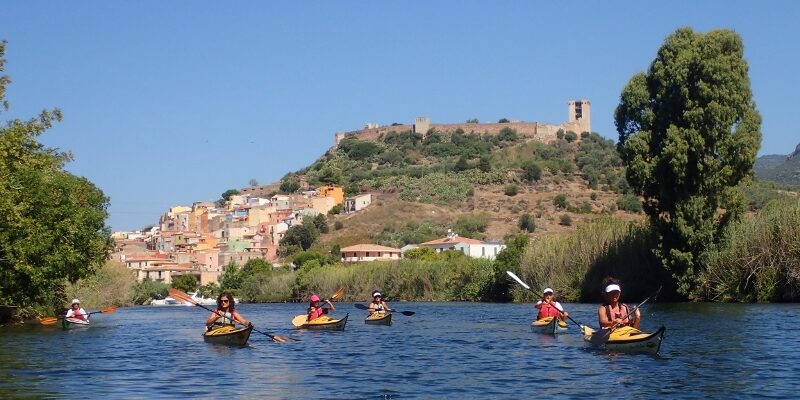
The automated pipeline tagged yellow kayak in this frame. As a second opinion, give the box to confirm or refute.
[203,325,253,346]
[292,313,349,330]
[530,316,568,334]
[364,312,392,326]
[582,325,666,354]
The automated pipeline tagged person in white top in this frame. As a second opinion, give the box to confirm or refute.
[65,299,89,321]
[535,288,569,321]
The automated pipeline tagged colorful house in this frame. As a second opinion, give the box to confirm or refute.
[341,244,403,262]
[319,185,344,205]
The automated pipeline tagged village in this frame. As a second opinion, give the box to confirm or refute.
[111,184,507,287]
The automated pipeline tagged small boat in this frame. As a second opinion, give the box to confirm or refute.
[62,317,90,329]
[203,325,253,346]
[150,296,181,306]
[582,325,666,355]
[292,313,349,331]
[530,316,568,334]
[364,312,392,326]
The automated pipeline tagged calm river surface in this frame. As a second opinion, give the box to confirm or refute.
[1,302,799,399]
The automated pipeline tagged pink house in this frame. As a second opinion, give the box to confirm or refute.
[341,244,402,263]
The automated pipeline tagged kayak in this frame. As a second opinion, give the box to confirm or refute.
[364,312,392,326]
[582,325,666,355]
[62,317,90,329]
[530,316,568,334]
[292,313,349,331]
[203,325,253,346]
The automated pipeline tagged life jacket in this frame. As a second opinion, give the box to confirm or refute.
[372,301,384,312]
[213,310,235,327]
[537,302,561,319]
[308,306,327,321]
[605,304,630,326]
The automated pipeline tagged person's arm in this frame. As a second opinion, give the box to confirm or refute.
[206,311,219,327]
[535,300,543,310]
[383,301,391,312]
[232,310,250,326]
[555,302,568,318]
[66,310,75,318]
[368,303,376,314]
[82,308,90,319]
[626,305,641,328]
[598,306,614,328]
[326,300,335,312]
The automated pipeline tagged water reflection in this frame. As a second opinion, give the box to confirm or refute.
[1,302,799,398]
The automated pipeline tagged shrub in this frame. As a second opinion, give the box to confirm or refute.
[454,213,490,239]
[522,160,542,182]
[334,220,344,230]
[553,194,569,209]
[559,214,572,226]
[590,192,598,201]
[519,213,536,233]
[617,193,643,213]
[504,184,518,196]
[564,131,578,143]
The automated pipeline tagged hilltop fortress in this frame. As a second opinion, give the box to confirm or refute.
[334,100,590,146]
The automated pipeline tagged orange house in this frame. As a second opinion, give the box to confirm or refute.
[319,185,344,205]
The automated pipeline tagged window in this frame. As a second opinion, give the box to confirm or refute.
[482,247,485,257]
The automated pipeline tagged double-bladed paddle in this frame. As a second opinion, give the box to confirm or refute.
[505,271,585,329]
[169,289,295,343]
[353,303,415,316]
[39,306,117,325]
[587,286,663,345]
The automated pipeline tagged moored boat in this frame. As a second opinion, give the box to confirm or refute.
[292,313,349,331]
[530,316,568,334]
[62,317,90,329]
[364,312,392,326]
[582,325,666,355]
[203,325,253,346]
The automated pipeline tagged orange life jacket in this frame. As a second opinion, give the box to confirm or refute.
[537,303,561,319]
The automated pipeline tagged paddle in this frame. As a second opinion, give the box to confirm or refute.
[168,289,295,343]
[505,271,584,329]
[353,303,415,316]
[291,288,346,327]
[39,306,117,325]
[588,286,663,345]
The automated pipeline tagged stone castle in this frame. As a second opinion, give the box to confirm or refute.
[335,99,590,146]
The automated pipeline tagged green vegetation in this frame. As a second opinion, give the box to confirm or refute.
[374,221,447,248]
[171,275,198,293]
[216,189,240,207]
[66,261,137,308]
[615,28,762,297]
[0,42,112,317]
[453,213,490,239]
[699,199,800,302]
[518,214,535,233]
[504,184,518,196]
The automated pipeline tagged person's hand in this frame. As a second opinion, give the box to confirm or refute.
[248,321,253,328]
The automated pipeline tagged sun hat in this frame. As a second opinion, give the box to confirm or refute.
[71,299,81,305]
[310,294,321,302]
[543,288,554,295]
[372,291,382,298]
[605,284,621,293]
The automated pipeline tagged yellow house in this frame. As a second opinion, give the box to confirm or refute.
[319,185,344,205]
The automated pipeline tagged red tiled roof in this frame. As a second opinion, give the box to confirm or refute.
[420,236,483,246]
[341,244,402,252]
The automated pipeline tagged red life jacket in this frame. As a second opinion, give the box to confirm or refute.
[537,302,561,319]
[605,304,630,326]
[308,306,326,321]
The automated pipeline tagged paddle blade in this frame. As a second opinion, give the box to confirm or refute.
[39,317,58,325]
[99,306,117,314]
[168,288,196,305]
[353,303,369,310]
[329,287,345,301]
[291,314,308,327]
[399,311,415,316]
[505,271,530,290]
[589,328,611,346]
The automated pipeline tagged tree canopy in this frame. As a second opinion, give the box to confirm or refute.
[0,41,112,312]
[614,28,762,296]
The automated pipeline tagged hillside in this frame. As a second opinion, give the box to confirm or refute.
[274,126,646,248]
[755,143,800,189]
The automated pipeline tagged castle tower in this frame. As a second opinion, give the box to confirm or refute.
[413,117,430,136]
[567,100,591,133]
[334,131,346,147]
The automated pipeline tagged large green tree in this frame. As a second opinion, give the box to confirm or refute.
[0,41,112,311]
[614,28,762,296]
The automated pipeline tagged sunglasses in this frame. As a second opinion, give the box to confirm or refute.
[221,299,230,303]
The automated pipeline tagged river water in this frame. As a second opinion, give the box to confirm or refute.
[1,302,799,399]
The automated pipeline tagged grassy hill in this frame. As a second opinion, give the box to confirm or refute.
[755,143,800,190]
[276,127,647,249]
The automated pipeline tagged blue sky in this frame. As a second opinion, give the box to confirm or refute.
[2,2,798,231]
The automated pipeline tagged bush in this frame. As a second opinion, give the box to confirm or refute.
[454,213,490,239]
[559,214,572,226]
[522,160,542,182]
[328,204,343,215]
[519,213,536,233]
[279,177,300,194]
[553,194,569,209]
[504,184,518,196]
[564,131,578,143]
[617,193,643,213]
[171,274,198,293]
[66,261,139,307]
[131,279,170,305]
[590,192,598,201]
[334,220,344,230]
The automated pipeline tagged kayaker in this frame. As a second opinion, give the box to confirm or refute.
[307,293,335,321]
[206,292,251,330]
[368,291,391,314]
[535,288,569,321]
[65,299,88,321]
[597,278,640,330]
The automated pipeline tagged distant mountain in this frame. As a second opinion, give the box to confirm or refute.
[755,143,800,189]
